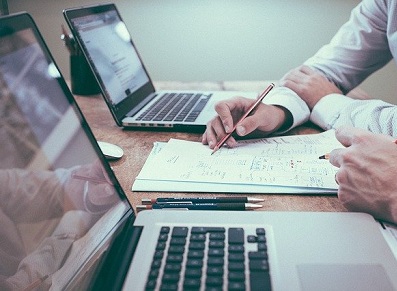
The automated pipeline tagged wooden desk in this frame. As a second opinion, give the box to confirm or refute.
[74,81,347,213]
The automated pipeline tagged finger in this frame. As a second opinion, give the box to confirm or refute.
[298,65,315,75]
[328,148,344,168]
[234,104,268,136]
[334,126,370,147]
[203,117,238,148]
[202,118,222,148]
[214,99,241,133]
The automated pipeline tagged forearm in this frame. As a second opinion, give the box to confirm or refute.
[304,0,391,93]
[0,169,65,222]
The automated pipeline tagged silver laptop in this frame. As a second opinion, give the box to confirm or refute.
[63,3,257,132]
[1,12,397,291]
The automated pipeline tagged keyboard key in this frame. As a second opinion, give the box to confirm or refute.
[250,271,271,291]
[228,228,245,244]
[172,227,188,237]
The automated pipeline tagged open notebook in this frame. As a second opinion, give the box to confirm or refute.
[1,12,397,291]
[133,130,341,194]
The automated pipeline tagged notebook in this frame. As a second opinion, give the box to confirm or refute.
[1,12,397,291]
[63,3,258,132]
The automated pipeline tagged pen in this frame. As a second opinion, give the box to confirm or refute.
[72,173,110,184]
[319,138,397,160]
[141,197,264,204]
[211,83,275,155]
[22,275,49,291]
[136,203,263,211]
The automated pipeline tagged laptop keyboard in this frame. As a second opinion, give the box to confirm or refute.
[145,226,271,291]
[136,93,212,122]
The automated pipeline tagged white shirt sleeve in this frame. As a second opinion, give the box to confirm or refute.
[263,87,310,133]
[304,0,393,94]
[311,94,397,136]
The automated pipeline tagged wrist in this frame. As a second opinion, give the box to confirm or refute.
[273,105,293,132]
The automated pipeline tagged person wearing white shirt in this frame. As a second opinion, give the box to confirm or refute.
[202,0,397,224]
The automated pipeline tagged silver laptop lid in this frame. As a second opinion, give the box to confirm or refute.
[0,12,131,290]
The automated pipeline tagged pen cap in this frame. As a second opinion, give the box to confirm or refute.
[70,54,101,96]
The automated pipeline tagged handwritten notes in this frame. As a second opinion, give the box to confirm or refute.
[133,130,342,194]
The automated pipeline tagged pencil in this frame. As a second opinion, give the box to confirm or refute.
[319,138,397,160]
[318,153,330,160]
[22,275,49,291]
[211,83,275,155]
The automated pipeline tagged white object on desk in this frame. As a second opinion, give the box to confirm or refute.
[97,141,124,160]
[133,130,342,194]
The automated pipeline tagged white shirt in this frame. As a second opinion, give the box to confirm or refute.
[265,0,397,136]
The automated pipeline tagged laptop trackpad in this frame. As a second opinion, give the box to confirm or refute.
[297,264,394,291]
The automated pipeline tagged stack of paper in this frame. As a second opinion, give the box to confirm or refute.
[132,130,342,194]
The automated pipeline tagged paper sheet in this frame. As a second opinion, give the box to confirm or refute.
[133,130,342,194]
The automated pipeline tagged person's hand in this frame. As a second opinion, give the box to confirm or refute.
[329,126,397,224]
[64,160,119,213]
[279,65,342,110]
[202,96,292,149]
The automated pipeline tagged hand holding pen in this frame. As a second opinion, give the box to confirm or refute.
[211,83,275,154]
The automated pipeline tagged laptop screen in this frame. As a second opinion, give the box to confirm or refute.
[64,4,156,124]
[0,13,130,290]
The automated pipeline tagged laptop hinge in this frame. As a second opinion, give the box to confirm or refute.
[89,214,143,290]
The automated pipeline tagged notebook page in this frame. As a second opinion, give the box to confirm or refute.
[134,130,341,191]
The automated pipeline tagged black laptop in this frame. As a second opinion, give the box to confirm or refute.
[63,3,258,132]
[1,12,397,291]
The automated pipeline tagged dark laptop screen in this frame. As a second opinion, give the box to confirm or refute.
[69,9,149,105]
[64,4,156,123]
[0,13,130,290]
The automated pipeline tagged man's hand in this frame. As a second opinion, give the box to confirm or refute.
[329,126,397,224]
[202,96,292,149]
[64,160,119,213]
[280,65,342,110]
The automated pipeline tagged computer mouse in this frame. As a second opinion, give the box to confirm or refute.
[97,141,124,160]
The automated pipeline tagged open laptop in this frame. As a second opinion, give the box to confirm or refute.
[1,12,397,291]
[63,3,258,132]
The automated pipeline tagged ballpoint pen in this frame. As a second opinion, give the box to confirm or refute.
[137,203,263,211]
[211,83,275,155]
[141,197,264,205]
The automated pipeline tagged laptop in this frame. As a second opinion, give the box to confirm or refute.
[63,3,258,132]
[1,12,397,291]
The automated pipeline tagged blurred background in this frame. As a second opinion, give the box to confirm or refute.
[7,0,397,104]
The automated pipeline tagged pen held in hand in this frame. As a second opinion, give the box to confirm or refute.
[71,173,111,185]
[318,153,330,160]
[211,83,275,155]
[319,139,397,160]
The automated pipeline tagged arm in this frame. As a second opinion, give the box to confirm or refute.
[305,0,392,94]
[311,94,397,136]
[0,169,64,222]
